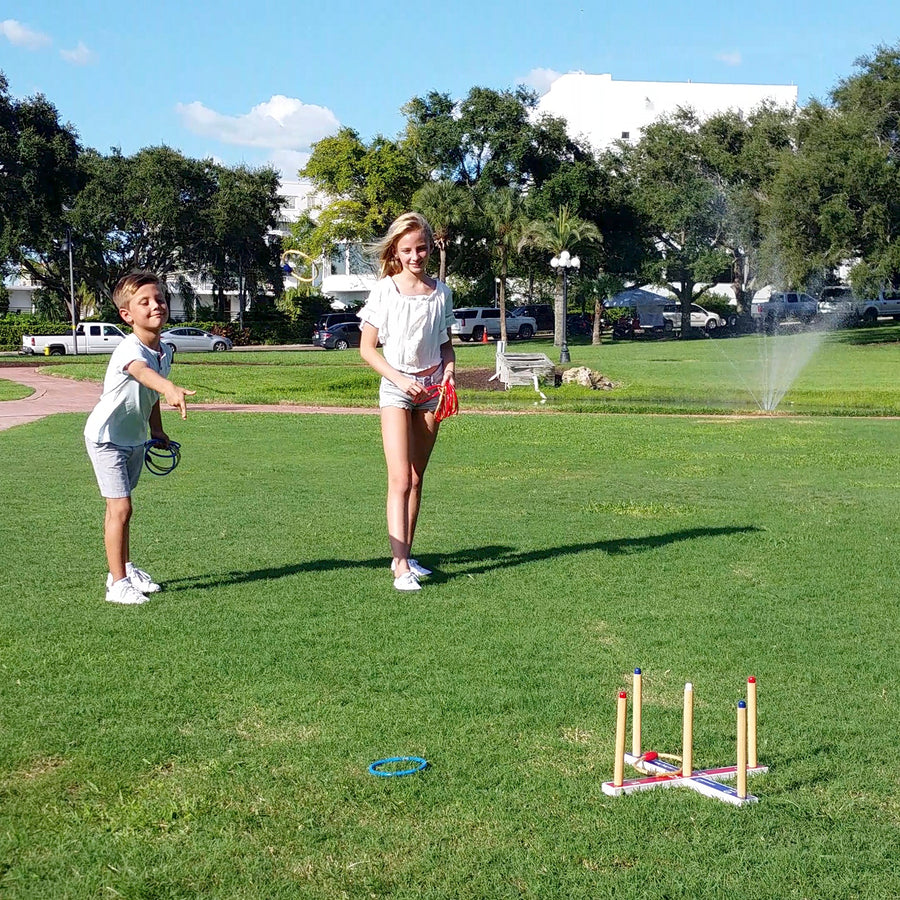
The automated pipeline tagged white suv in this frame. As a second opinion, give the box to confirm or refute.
[451,307,537,341]
[663,303,726,332]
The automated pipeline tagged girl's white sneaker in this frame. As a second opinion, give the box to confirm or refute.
[408,559,432,578]
[106,578,149,605]
[393,571,421,592]
[390,559,431,578]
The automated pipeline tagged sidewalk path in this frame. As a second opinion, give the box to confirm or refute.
[0,366,376,432]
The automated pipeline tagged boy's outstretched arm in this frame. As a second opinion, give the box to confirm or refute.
[127,359,196,420]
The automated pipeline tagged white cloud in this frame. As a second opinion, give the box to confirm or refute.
[175,95,340,151]
[0,19,51,50]
[521,68,563,95]
[60,41,95,65]
[269,149,312,179]
[715,51,742,66]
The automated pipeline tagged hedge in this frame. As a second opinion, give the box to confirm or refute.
[0,315,316,352]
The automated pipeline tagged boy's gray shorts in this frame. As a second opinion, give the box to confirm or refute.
[379,365,443,411]
[85,439,143,498]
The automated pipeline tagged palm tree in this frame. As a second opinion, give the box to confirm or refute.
[519,205,602,347]
[581,272,624,345]
[412,180,472,282]
[480,188,528,343]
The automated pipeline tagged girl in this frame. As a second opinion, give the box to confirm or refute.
[358,212,456,592]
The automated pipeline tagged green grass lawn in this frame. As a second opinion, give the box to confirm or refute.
[35,322,900,415]
[1,408,899,898]
[0,378,30,401]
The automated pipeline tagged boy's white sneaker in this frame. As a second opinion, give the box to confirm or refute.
[106,577,149,605]
[127,564,161,593]
[393,571,422,592]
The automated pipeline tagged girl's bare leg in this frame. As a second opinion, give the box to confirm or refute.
[406,409,439,553]
[381,407,439,576]
[381,407,414,576]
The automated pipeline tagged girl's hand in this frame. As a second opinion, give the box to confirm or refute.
[405,378,427,401]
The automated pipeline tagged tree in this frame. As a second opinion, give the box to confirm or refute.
[620,111,732,335]
[201,164,284,324]
[53,147,220,307]
[480,188,528,342]
[403,86,581,192]
[411,179,472,281]
[580,272,625,345]
[0,72,81,315]
[697,104,797,311]
[518,205,601,345]
[302,127,423,249]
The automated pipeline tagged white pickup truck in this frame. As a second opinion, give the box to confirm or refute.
[749,291,819,325]
[818,286,900,325]
[20,322,128,356]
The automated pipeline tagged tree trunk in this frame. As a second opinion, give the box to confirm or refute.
[499,252,509,344]
[592,296,603,345]
[678,281,695,337]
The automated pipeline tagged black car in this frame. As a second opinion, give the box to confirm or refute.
[312,320,361,350]
[510,304,554,332]
[566,314,593,337]
[315,312,360,331]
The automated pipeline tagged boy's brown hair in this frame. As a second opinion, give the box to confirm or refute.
[113,271,163,310]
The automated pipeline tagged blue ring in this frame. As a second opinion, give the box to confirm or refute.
[368,756,428,777]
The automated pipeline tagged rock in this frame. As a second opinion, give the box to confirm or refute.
[561,366,619,390]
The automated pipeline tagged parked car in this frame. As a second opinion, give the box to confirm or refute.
[315,312,360,331]
[161,327,233,352]
[451,307,536,341]
[566,313,593,336]
[510,304,554,331]
[663,303,726,332]
[312,320,361,350]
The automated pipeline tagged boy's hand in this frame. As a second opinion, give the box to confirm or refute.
[164,385,196,419]
[149,429,170,447]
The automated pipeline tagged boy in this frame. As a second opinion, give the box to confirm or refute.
[84,272,195,605]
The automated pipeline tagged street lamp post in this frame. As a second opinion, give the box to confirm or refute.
[550,249,580,364]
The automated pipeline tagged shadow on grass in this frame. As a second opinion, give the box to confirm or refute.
[165,526,759,591]
[429,525,761,582]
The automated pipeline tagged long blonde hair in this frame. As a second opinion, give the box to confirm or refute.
[372,212,434,278]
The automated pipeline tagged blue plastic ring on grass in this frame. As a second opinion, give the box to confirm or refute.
[368,756,428,777]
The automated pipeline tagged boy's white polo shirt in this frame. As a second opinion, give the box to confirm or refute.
[84,334,174,447]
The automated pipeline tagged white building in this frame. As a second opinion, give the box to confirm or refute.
[538,72,798,151]
[276,179,376,309]
[272,179,325,237]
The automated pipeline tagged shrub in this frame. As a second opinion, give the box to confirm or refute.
[0,315,82,352]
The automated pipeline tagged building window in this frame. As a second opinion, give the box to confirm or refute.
[621,131,630,139]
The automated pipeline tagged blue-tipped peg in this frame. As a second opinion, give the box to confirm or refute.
[738,700,747,708]
[634,667,641,675]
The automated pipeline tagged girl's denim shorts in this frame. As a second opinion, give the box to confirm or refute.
[379,363,443,411]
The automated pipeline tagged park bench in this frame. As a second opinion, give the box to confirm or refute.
[491,340,556,401]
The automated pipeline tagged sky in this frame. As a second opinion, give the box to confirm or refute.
[3,1,900,180]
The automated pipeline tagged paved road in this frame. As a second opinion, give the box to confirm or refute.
[0,366,102,431]
[0,365,376,433]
